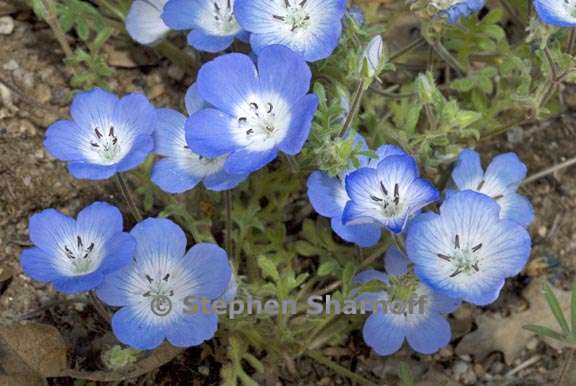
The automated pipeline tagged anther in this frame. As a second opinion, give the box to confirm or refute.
[143,291,151,297]
[380,181,388,196]
[370,195,383,202]
[145,274,153,283]
[109,127,115,137]
[283,0,290,7]
[213,2,220,12]
[77,236,83,248]
[492,194,503,201]
[472,243,482,252]
[454,234,460,249]
[94,128,103,139]
[273,15,285,21]
[87,243,95,252]
[477,180,485,190]
[393,183,400,205]
[266,103,273,113]
[246,128,254,135]
[449,269,462,278]
[238,117,247,125]
[437,253,452,261]
[249,102,259,110]
[90,142,100,148]
[299,0,307,6]
[472,263,480,272]
[163,273,170,281]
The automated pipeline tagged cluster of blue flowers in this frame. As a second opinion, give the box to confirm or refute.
[308,142,533,354]
[20,1,531,356]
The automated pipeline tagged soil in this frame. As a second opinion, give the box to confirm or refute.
[0,3,575,386]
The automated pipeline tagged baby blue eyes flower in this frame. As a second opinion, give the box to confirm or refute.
[534,0,576,27]
[307,139,406,247]
[450,149,533,227]
[162,0,246,53]
[186,45,319,174]
[355,246,460,355]
[20,202,135,294]
[407,190,532,306]
[44,88,156,180]
[342,154,439,234]
[439,0,485,24]
[96,218,232,350]
[235,0,347,62]
[126,0,170,45]
[151,84,248,193]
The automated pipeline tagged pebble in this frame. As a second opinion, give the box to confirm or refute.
[2,59,19,71]
[527,336,539,351]
[453,360,469,375]
[0,16,15,35]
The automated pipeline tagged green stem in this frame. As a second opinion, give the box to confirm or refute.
[339,79,366,137]
[389,36,426,62]
[224,190,233,256]
[567,29,576,55]
[307,351,378,386]
[40,0,74,58]
[89,290,111,323]
[93,0,126,21]
[423,31,467,76]
[115,174,143,222]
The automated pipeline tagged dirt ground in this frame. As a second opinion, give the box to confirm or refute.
[1,4,575,386]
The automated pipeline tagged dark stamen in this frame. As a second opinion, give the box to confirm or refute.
[249,102,259,110]
[77,236,83,248]
[266,103,273,113]
[109,127,115,137]
[238,117,247,125]
[472,263,480,272]
[393,183,400,205]
[87,243,95,252]
[449,269,462,278]
[145,274,153,283]
[273,15,285,21]
[454,234,460,250]
[284,0,290,7]
[183,145,190,149]
[477,180,485,190]
[493,194,504,201]
[94,128,103,139]
[90,142,100,148]
[437,253,452,262]
[370,195,383,202]
[112,137,118,145]
[169,290,175,296]
[143,291,151,297]
[472,243,483,252]
[299,0,307,6]
[64,246,75,259]
[380,181,388,196]
[213,2,220,12]
[246,128,254,135]
[163,273,170,281]
[226,0,231,9]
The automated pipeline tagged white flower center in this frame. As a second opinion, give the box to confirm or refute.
[436,234,482,277]
[368,181,406,218]
[232,94,291,152]
[86,126,131,165]
[179,145,227,177]
[272,0,311,32]
[56,235,102,276]
[204,0,241,36]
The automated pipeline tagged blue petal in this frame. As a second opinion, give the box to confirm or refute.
[499,192,534,227]
[115,135,154,172]
[131,218,188,262]
[385,246,409,276]
[187,30,234,53]
[375,144,406,162]
[196,53,258,115]
[184,243,231,299]
[376,154,419,185]
[70,88,118,132]
[278,94,318,155]
[113,93,156,138]
[307,171,345,218]
[186,109,238,157]
[52,271,105,294]
[484,152,527,190]
[165,312,218,347]
[99,233,136,274]
[161,0,199,30]
[76,201,123,241]
[362,312,406,356]
[330,217,381,248]
[185,83,206,116]
[224,147,278,174]
[405,313,451,354]
[430,291,461,314]
[154,108,187,157]
[95,267,131,307]
[111,306,166,349]
[534,0,576,27]
[342,201,381,226]
[403,178,440,213]
[203,168,248,192]
[220,274,238,302]
[451,149,483,190]
[344,167,379,203]
[257,45,312,104]
[20,248,61,282]
[126,0,170,45]
[152,158,202,194]
[44,120,86,161]
[353,269,388,285]
[29,208,75,254]
[68,162,117,180]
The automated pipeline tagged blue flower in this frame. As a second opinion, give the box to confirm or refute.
[96,218,232,350]
[439,0,485,24]
[348,4,365,26]
[186,45,319,174]
[307,139,406,247]
[534,0,576,27]
[355,246,460,355]
[162,0,247,53]
[44,88,156,180]
[342,154,439,234]
[126,0,170,45]
[449,149,533,227]
[20,202,135,294]
[151,84,248,193]
[234,0,347,62]
[407,190,532,306]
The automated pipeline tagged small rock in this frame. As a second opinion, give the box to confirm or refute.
[0,16,15,35]
[453,360,468,376]
[167,64,185,81]
[527,336,539,351]
[490,361,505,374]
[2,59,19,71]
[461,369,477,385]
[459,354,472,362]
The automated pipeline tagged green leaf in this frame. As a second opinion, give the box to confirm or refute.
[318,260,339,276]
[257,256,280,282]
[523,325,567,343]
[341,262,356,295]
[543,284,571,335]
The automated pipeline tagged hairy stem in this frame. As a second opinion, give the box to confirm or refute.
[224,190,233,256]
[115,174,143,222]
[389,36,426,62]
[339,79,366,137]
[40,0,74,58]
[307,351,378,386]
